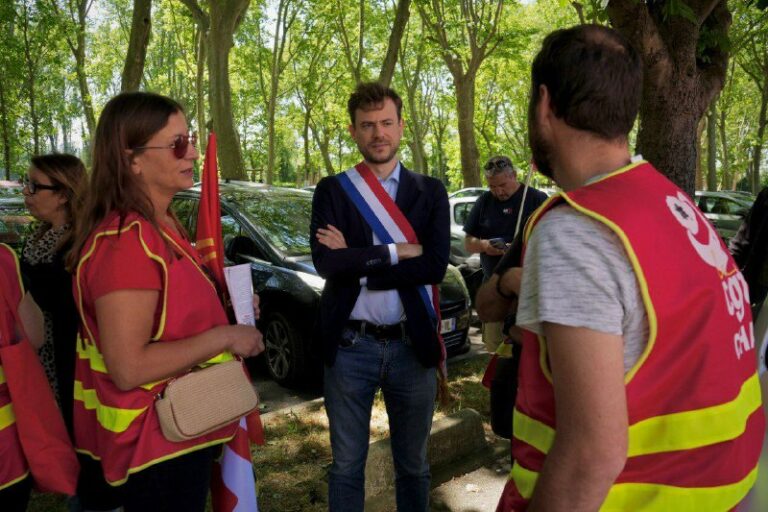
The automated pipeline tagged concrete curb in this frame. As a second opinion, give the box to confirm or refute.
[364,408,490,509]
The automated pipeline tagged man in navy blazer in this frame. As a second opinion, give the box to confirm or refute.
[310,82,449,512]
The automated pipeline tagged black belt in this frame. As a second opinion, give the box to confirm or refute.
[346,320,405,341]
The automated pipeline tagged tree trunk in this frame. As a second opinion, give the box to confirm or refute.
[195,26,208,154]
[751,90,767,192]
[707,101,718,190]
[74,0,96,138]
[636,71,712,195]
[20,6,39,155]
[0,77,10,180]
[303,110,311,185]
[718,104,731,189]
[454,75,480,187]
[208,0,249,180]
[311,123,335,177]
[378,0,411,87]
[608,0,731,197]
[179,1,210,154]
[121,0,152,92]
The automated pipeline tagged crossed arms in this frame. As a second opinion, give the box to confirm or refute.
[309,177,450,289]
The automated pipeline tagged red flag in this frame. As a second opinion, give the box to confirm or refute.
[197,133,263,512]
[196,132,226,289]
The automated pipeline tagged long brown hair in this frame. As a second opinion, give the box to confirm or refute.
[67,92,184,269]
[29,153,87,247]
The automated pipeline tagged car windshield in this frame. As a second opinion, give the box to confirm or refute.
[226,190,313,257]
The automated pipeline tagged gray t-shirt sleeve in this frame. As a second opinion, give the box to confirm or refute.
[516,205,649,372]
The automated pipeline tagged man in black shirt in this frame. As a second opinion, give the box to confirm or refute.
[463,156,547,280]
[463,155,547,351]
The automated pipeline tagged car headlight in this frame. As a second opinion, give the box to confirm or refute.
[296,271,325,292]
[456,309,471,330]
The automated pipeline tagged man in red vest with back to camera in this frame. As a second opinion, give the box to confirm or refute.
[493,24,765,512]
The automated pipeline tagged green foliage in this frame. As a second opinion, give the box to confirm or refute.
[0,0,766,189]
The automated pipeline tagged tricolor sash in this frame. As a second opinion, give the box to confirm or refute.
[336,163,446,366]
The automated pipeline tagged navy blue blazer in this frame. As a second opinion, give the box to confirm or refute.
[310,165,450,368]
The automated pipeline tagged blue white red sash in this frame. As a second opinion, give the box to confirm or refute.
[336,163,445,359]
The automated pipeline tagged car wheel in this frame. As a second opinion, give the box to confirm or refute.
[262,311,306,388]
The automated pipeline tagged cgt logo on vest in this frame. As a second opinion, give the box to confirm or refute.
[667,191,755,360]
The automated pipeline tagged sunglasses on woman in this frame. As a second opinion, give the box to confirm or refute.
[22,176,62,195]
[134,133,198,160]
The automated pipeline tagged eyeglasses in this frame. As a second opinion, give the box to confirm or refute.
[134,133,198,159]
[484,160,512,172]
[22,176,61,195]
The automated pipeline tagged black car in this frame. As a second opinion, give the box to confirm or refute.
[0,197,34,251]
[171,181,472,388]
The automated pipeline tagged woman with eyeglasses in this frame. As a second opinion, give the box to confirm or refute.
[67,91,264,511]
[21,154,85,431]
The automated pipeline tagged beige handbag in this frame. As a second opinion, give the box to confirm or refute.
[155,360,259,442]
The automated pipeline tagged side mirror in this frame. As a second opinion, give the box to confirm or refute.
[225,235,259,262]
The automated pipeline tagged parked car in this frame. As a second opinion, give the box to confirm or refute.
[448,187,485,199]
[694,190,753,242]
[446,196,483,303]
[172,182,472,388]
[0,197,34,251]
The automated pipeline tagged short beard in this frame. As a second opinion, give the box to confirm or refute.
[359,144,398,165]
[528,118,555,181]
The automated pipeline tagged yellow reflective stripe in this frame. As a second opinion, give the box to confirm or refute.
[558,183,657,384]
[161,233,217,294]
[75,220,169,345]
[0,470,30,492]
[523,195,560,244]
[628,372,762,456]
[513,408,554,454]
[511,462,758,510]
[203,352,235,365]
[494,342,514,358]
[0,402,15,430]
[515,373,762,457]
[73,381,146,433]
[75,336,162,391]
[0,243,24,294]
[77,335,107,373]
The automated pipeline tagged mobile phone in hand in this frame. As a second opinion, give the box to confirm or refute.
[488,237,507,250]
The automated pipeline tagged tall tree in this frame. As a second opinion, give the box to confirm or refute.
[50,0,97,138]
[180,0,210,152]
[121,0,152,92]
[182,0,250,180]
[397,16,434,174]
[734,10,768,192]
[417,0,504,187]
[379,0,411,86]
[20,2,44,155]
[607,0,732,195]
[291,14,339,184]
[335,0,366,84]
[706,100,718,190]
[0,1,21,179]
[265,0,300,184]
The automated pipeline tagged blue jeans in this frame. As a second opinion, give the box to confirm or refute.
[324,328,437,512]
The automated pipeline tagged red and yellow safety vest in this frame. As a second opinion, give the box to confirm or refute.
[498,162,765,511]
[0,243,30,491]
[73,213,237,486]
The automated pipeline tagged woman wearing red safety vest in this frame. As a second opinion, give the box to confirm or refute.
[67,92,264,512]
[0,243,45,511]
